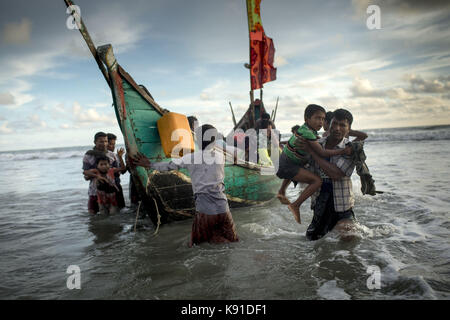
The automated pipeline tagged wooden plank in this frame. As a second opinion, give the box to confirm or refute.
[132,126,160,143]
[128,109,160,126]
[119,66,165,115]
[138,142,165,159]
[125,92,162,111]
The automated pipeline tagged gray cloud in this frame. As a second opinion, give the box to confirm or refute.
[2,18,31,44]
[352,0,450,16]
[0,92,15,105]
[406,74,450,93]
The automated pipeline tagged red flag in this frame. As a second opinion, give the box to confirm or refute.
[250,32,277,90]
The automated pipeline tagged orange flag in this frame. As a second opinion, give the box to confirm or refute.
[247,0,277,90]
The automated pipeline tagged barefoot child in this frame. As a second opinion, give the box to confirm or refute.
[131,124,239,247]
[277,125,300,205]
[277,115,367,205]
[276,104,351,224]
[85,155,125,215]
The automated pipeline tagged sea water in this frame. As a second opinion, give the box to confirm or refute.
[0,125,449,299]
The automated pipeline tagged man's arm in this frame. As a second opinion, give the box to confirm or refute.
[309,149,345,179]
[297,138,346,179]
[83,169,110,184]
[306,140,350,158]
[348,129,368,141]
[83,169,97,180]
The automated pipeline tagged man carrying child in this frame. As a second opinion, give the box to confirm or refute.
[276,104,352,224]
[82,132,121,215]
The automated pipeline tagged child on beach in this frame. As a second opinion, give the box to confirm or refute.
[276,104,352,224]
[131,124,239,247]
[85,155,125,215]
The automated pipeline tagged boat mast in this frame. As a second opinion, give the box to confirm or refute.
[63,0,111,88]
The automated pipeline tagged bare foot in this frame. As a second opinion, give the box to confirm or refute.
[276,193,290,205]
[288,204,301,224]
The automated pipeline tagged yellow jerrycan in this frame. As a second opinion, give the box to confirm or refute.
[157,112,195,158]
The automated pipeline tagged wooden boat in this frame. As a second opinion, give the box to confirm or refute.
[65,0,281,225]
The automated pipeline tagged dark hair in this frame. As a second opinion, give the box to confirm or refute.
[94,132,107,142]
[199,124,217,150]
[259,119,271,130]
[291,125,300,133]
[107,133,117,141]
[187,116,198,131]
[325,111,334,124]
[304,104,326,119]
[261,112,271,120]
[96,155,109,166]
[332,108,353,126]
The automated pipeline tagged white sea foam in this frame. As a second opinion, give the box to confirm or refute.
[317,280,351,300]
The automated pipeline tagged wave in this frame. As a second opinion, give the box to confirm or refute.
[0,150,86,162]
[365,126,450,142]
[281,125,450,142]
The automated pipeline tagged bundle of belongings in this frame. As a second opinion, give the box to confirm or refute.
[348,140,382,196]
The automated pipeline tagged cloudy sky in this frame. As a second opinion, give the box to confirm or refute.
[0,0,449,151]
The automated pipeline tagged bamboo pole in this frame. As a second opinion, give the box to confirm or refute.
[272,96,279,122]
[250,90,255,127]
[229,102,237,127]
[63,0,111,88]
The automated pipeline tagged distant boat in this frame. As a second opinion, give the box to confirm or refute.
[64,0,281,225]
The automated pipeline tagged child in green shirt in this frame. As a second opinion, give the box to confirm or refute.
[276,104,351,224]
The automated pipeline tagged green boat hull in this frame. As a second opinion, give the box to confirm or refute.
[98,44,280,224]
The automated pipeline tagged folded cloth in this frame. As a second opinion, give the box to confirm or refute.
[349,141,377,196]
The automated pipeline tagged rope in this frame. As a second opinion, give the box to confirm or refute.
[147,173,161,236]
[133,201,141,233]
[152,197,161,236]
[133,174,161,235]
[132,198,160,235]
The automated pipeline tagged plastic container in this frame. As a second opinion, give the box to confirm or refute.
[157,112,195,158]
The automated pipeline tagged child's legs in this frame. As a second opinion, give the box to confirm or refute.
[290,169,322,208]
[278,179,291,195]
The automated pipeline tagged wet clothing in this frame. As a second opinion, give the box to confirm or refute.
[96,169,119,212]
[110,152,125,208]
[276,152,306,180]
[306,179,355,240]
[88,195,99,213]
[97,190,118,208]
[350,141,377,196]
[283,123,319,166]
[309,137,355,212]
[306,136,356,241]
[190,211,239,247]
[149,148,238,246]
[150,148,230,215]
[82,149,118,197]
